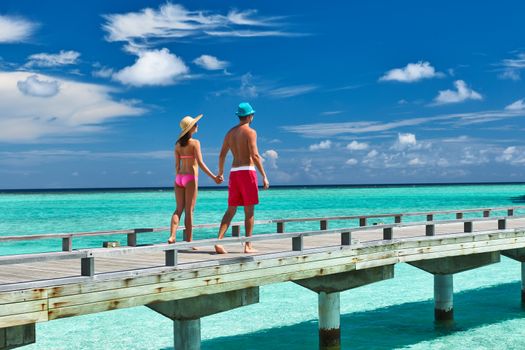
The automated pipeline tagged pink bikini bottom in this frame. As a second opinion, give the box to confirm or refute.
[175,174,197,188]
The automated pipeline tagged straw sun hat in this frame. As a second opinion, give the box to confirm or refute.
[178,114,203,140]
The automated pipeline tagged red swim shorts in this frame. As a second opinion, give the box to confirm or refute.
[228,168,259,206]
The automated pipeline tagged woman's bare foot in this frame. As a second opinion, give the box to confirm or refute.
[191,246,199,251]
[215,245,228,254]
[167,237,176,244]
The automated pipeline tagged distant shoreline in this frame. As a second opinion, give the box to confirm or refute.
[1,181,525,194]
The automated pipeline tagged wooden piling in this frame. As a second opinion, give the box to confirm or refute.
[174,319,201,350]
[318,292,340,350]
[434,274,453,321]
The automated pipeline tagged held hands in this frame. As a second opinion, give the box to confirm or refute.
[214,174,224,185]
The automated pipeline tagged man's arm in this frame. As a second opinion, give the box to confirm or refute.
[248,130,269,189]
[217,133,230,181]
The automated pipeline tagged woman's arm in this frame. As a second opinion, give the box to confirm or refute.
[194,141,217,180]
[174,146,180,174]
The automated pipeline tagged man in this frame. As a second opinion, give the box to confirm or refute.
[215,102,270,254]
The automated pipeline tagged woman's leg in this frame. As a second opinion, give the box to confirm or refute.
[168,185,185,243]
[184,179,198,242]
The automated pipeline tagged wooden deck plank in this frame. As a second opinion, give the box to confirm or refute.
[0,218,523,285]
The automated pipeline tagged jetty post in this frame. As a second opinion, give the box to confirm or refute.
[295,265,394,349]
[409,252,500,322]
[501,248,525,304]
[0,324,35,350]
[434,274,453,320]
[147,288,259,350]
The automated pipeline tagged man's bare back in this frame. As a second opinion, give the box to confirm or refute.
[225,124,256,168]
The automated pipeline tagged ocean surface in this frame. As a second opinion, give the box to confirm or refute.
[2,184,525,349]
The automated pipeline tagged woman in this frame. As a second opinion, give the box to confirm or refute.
[168,114,220,244]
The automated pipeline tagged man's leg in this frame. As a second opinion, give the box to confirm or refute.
[215,206,237,254]
[243,205,257,253]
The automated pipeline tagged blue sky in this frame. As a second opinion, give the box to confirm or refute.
[1,0,525,189]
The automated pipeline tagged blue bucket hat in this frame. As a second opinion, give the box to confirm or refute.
[236,102,255,117]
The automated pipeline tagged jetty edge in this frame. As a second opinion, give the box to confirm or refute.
[1,206,525,350]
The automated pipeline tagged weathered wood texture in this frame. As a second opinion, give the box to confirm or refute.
[0,213,524,331]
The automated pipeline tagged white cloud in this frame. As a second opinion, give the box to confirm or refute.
[92,67,114,78]
[505,99,525,111]
[398,133,417,146]
[499,69,520,81]
[379,61,441,83]
[268,84,317,98]
[502,53,525,69]
[345,158,358,165]
[113,48,189,86]
[322,111,343,116]
[433,80,482,105]
[346,140,369,151]
[26,50,80,67]
[0,71,145,142]
[498,52,525,80]
[17,75,60,97]
[193,55,228,70]
[408,157,425,166]
[0,150,172,165]
[262,149,279,168]
[282,108,525,138]
[0,15,37,43]
[497,146,516,162]
[366,150,378,158]
[239,73,258,97]
[309,140,331,151]
[215,74,315,99]
[102,3,296,47]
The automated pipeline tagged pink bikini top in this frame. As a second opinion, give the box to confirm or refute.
[179,155,194,159]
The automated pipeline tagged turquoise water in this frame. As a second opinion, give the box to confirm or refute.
[1,184,525,349]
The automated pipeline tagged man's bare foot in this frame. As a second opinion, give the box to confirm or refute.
[244,244,258,253]
[191,246,199,251]
[215,245,228,254]
[167,237,176,244]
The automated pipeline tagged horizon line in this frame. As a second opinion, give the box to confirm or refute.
[2,181,525,193]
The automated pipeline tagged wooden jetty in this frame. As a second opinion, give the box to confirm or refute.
[1,206,525,350]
